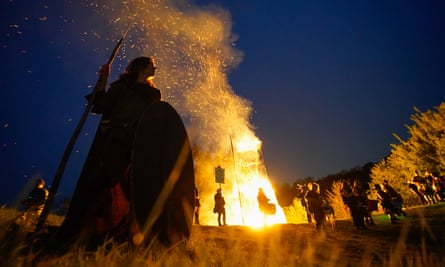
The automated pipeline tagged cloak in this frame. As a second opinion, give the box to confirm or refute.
[55,80,194,249]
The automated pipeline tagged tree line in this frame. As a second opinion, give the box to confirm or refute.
[274,102,445,208]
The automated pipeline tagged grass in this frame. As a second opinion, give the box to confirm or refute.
[1,203,444,267]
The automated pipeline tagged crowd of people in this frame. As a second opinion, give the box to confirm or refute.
[294,178,410,231]
[340,179,406,227]
[295,181,334,231]
[16,125,445,246]
[111,172,441,230]
[340,180,371,229]
[17,173,444,245]
[408,171,445,205]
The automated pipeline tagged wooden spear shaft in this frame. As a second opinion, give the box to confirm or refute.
[34,32,128,234]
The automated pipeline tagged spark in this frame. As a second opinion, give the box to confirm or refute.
[79,0,306,227]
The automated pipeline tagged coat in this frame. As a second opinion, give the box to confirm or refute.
[56,77,161,248]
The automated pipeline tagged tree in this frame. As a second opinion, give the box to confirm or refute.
[371,103,445,205]
[324,180,350,220]
[317,162,374,199]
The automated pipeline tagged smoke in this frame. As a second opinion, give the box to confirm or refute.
[87,0,251,151]
[81,0,291,226]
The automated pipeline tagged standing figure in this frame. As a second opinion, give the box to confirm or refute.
[410,174,427,205]
[21,178,49,230]
[422,172,437,204]
[413,171,433,205]
[296,184,311,223]
[56,57,195,250]
[341,181,365,230]
[194,187,200,225]
[352,179,374,225]
[431,172,445,202]
[304,182,324,230]
[214,188,226,226]
[257,187,270,213]
[382,179,405,216]
[257,187,276,223]
[374,184,396,223]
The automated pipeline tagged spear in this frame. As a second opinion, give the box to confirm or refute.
[34,30,129,234]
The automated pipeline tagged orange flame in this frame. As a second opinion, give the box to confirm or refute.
[92,1,294,227]
[195,134,287,227]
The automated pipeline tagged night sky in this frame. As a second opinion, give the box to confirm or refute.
[1,0,444,205]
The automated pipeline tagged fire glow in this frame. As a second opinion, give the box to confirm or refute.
[89,0,288,227]
[227,136,287,227]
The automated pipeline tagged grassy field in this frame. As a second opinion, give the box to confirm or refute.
[1,203,444,267]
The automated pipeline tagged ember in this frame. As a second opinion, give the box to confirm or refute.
[87,0,303,226]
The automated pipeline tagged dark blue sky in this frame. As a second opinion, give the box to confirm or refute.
[209,0,445,181]
[1,0,444,205]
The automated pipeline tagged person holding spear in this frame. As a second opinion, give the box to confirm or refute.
[36,28,194,255]
[55,56,161,250]
[34,33,129,234]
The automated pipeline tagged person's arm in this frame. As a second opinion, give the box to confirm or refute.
[87,64,118,114]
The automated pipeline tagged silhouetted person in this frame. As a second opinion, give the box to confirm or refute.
[382,179,404,216]
[341,181,365,230]
[422,171,437,204]
[257,187,270,213]
[431,172,445,202]
[304,182,324,230]
[56,57,193,250]
[214,188,226,226]
[408,181,426,205]
[375,184,396,223]
[296,184,311,223]
[194,187,200,225]
[21,178,49,229]
[411,172,428,205]
[257,187,276,224]
[412,171,435,205]
[352,179,374,225]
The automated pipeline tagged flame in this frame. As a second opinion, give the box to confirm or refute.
[194,134,287,227]
[231,137,287,227]
[236,134,261,152]
[87,1,291,227]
